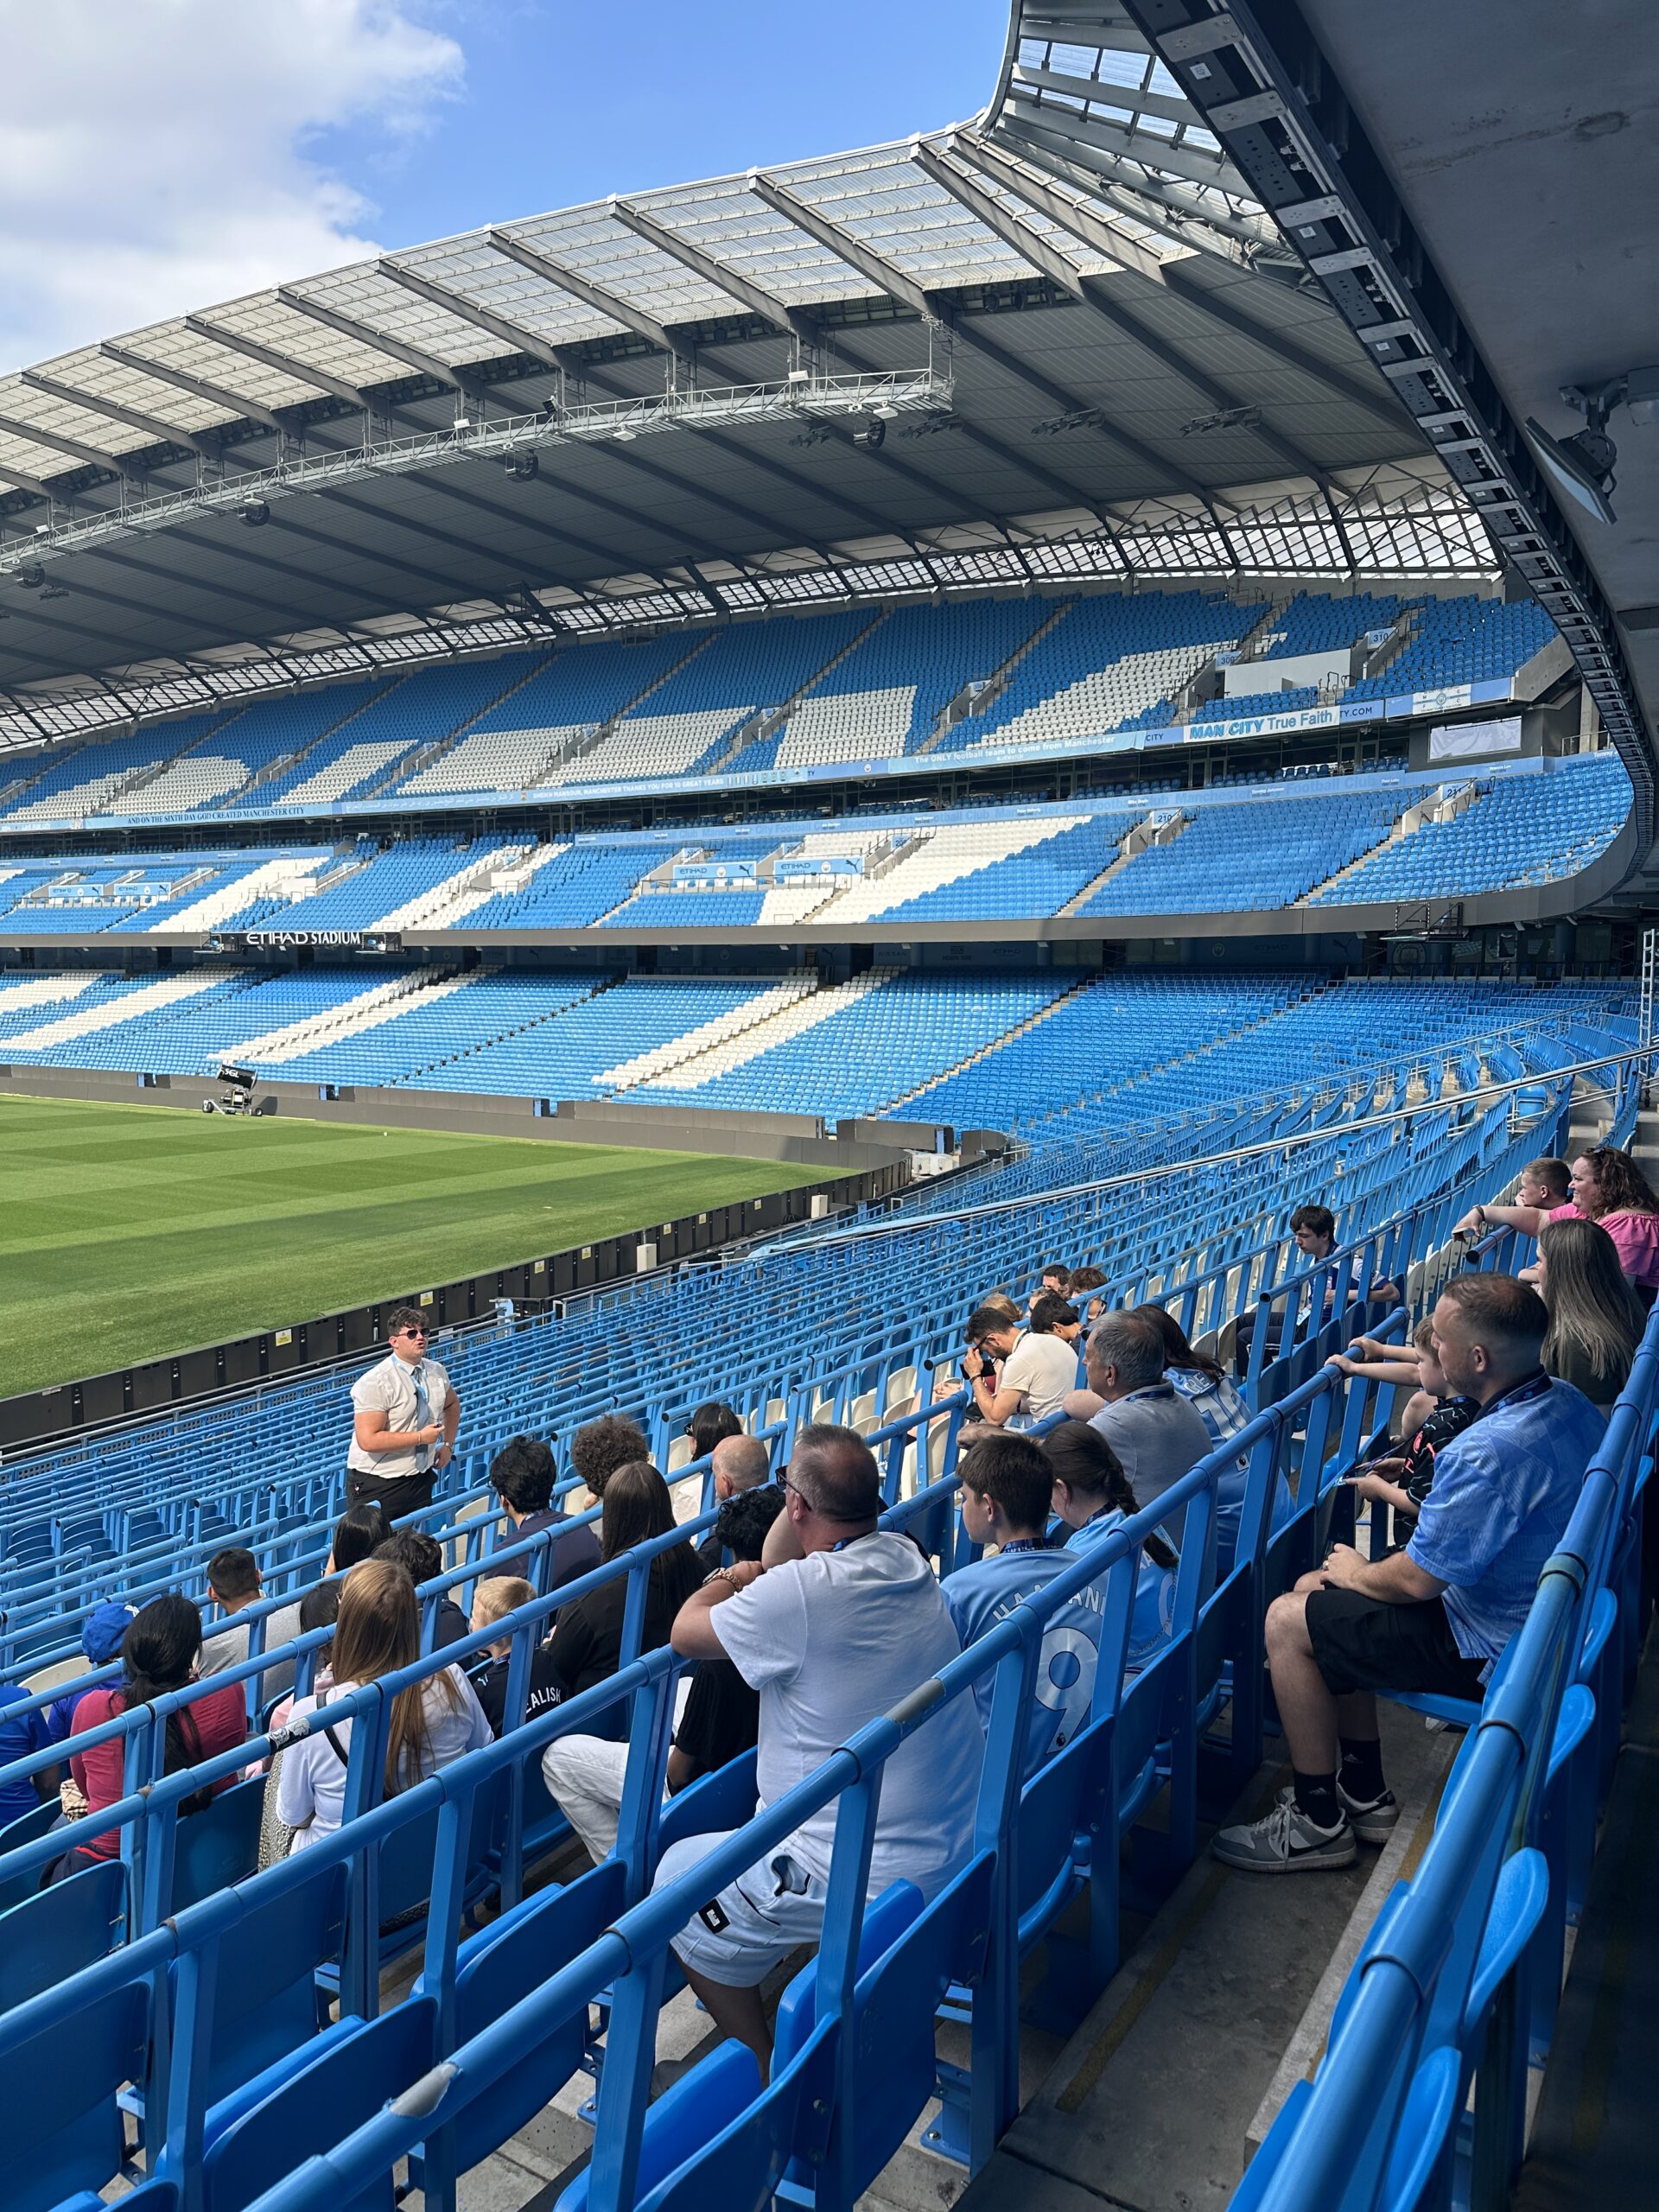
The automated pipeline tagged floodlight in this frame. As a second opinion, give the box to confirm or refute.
[15,564,44,588]
[851,419,887,450]
[786,367,811,385]
[1524,368,1659,528]
[872,401,900,420]
[453,413,472,434]
[613,426,638,442]
[240,498,270,528]
[505,452,539,481]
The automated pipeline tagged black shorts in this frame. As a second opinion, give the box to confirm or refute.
[1304,1588,1489,1702]
[345,1466,435,1522]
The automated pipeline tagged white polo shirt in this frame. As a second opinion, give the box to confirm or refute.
[346,1350,452,1480]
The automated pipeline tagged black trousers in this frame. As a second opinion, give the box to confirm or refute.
[345,1466,435,1522]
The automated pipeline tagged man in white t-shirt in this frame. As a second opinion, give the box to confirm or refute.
[346,1306,460,1521]
[651,1424,982,2071]
[962,1297,1081,1426]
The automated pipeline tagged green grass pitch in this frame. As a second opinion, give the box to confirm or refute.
[0,1094,822,1399]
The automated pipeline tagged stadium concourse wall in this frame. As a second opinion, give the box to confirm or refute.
[0,1084,922,1455]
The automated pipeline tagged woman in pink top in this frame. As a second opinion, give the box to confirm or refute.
[1464,1146,1659,1303]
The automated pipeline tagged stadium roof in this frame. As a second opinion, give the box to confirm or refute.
[0,3,1509,749]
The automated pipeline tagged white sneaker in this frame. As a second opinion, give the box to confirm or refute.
[1213,1796,1357,1873]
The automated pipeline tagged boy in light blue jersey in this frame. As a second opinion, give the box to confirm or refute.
[944,1429,1174,1776]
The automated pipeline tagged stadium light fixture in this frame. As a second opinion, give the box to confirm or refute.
[240,498,270,528]
[872,401,900,420]
[1523,367,1658,528]
[15,564,45,588]
[505,453,539,481]
[613,426,638,442]
[851,419,886,450]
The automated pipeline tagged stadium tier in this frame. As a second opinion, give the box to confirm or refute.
[0,586,1570,823]
[0,753,1632,946]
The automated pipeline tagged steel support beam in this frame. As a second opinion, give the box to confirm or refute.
[747,168,1155,518]
[952,128,1410,435]
[1113,0,1654,852]
[910,136,1333,486]
[487,229,680,359]
[99,342,291,437]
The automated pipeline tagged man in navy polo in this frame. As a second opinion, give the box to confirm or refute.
[1215,1273,1605,1873]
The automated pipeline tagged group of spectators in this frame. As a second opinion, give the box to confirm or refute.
[6,1144,1654,2070]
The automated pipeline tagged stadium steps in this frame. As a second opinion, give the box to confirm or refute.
[703,609,888,775]
[535,631,722,787]
[0,969,107,1018]
[392,969,624,1082]
[232,967,467,1066]
[595,969,821,1092]
[364,652,563,798]
[1292,783,1476,906]
[885,971,1103,1113]
[148,855,329,935]
[1357,603,1421,687]
[235,673,415,800]
[0,967,245,1052]
[370,841,540,932]
[632,964,903,1091]
[1058,809,1189,915]
[916,599,1077,755]
[824,816,1092,926]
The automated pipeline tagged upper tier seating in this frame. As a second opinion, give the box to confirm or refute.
[946,590,1264,753]
[1343,594,1557,701]
[0,592,1574,825]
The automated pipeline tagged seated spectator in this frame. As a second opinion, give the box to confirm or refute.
[1341,1318,1476,1541]
[200,1546,264,1676]
[469,1574,565,1738]
[540,1482,785,1864]
[328,1500,394,1574]
[1452,1156,1568,1245]
[258,1501,394,1704]
[696,1433,779,1572]
[488,1434,600,1592]
[1133,1304,1293,1572]
[276,1560,488,1852]
[541,1462,702,1726]
[570,1412,652,1509]
[962,1298,1081,1426]
[257,1582,344,1835]
[648,1425,982,2071]
[1034,1261,1072,1305]
[41,1601,135,1747]
[374,1529,469,1649]
[1460,1147,1659,1305]
[1215,1275,1604,1872]
[0,1682,51,1825]
[687,1401,744,1462]
[1242,1204,1397,1374]
[1067,1265,1108,1327]
[54,1595,247,1881]
[1043,1421,1178,1657]
[1081,1313,1212,1542]
[1535,1216,1645,1411]
[944,1430,1141,1774]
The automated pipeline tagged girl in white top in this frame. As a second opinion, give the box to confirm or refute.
[276,1557,490,1850]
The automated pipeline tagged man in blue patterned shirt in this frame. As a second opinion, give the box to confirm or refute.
[1216,1273,1605,1873]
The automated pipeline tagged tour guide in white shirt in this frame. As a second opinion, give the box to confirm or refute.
[346,1305,461,1520]
[652,1422,982,2075]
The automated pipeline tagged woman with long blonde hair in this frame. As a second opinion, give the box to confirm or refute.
[275,1557,489,1850]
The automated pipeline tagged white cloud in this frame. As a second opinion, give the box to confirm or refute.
[0,0,464,372]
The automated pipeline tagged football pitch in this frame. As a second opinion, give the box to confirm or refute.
[0,1094,821,1400]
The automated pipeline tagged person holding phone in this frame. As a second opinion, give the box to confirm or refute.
[346,1305,460,1521]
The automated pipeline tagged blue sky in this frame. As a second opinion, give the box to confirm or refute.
[331,0,1014,243]
[0,0,1012,372]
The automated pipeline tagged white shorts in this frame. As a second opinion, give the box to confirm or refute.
[652,1827,828,1990]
